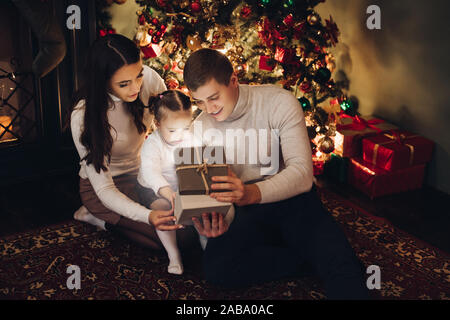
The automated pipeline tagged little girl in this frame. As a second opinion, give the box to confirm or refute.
[138,89,235,275]
[137,90,199,275]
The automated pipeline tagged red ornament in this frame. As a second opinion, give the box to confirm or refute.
[190,2,201,13]
[241,5,252,18]
[99,29,115,37]
[258,56,275,71]
[151,18,159,26]
[138,15,146,25]
[157,0,167,7]
[300,81,312,93]
[283,14,294,28]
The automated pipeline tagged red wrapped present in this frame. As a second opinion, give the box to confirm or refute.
[348,157,425,199]
[313,159,324,176]
[362,130,434,171]
[334,114,398,158]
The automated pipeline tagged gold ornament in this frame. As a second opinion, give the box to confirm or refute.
[177,60,186,70]
[186,35,203,51]
[319,136,335,154]
[179,0,190,9]
[163,42,178,55]
[307,13,319,25]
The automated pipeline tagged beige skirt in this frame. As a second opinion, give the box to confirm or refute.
[79,174,199,250]
[79,173,157,225]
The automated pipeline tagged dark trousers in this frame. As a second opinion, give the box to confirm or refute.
[203,186,370,300]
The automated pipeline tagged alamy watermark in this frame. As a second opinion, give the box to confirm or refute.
[367,5,381,30]
[66,265,81,290]
[173,122,280,176]
[66,5,81,30]
[366,265,381,290]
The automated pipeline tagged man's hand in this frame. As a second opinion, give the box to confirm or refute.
[192,212,228,238]
[210,168,262,206]
[148,208,183,231]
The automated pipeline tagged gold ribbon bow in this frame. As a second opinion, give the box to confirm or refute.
[176,147,227,195]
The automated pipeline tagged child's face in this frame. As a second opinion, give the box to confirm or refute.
[157,109,192,145]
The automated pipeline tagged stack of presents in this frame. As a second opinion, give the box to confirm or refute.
[319,114,434,199]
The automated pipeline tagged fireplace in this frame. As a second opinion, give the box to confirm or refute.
[0,2,39,146]
[0,0,97,185]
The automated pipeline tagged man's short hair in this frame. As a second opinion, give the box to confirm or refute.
[183,48,234,92]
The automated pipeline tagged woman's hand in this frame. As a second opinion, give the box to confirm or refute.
[148,207,183,231]
[209,168,261,206]
[192,212,228,238]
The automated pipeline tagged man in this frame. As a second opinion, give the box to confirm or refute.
[184,48,369,299]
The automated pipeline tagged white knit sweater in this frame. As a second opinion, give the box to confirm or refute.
[70,65,167,224]
[194,84,314,204]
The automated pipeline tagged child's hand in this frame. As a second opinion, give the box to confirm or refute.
[159,186,176,204]
[148,208,183,231]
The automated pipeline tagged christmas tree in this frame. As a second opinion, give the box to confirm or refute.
[132,0,355,164]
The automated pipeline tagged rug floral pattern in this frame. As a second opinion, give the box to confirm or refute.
[0,188,449,300]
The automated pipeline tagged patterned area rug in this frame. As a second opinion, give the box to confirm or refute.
[0,188,449,300]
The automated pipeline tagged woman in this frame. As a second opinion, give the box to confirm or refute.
[70,34,185,250]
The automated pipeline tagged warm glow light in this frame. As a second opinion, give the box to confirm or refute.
[0,115,14,141]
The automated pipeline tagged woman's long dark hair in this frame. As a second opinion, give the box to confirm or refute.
[69,34,147,173]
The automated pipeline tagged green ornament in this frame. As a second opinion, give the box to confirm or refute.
[283,0,294,7]
[315,67,331,84]
[261,0,270,5]
[298,97,311,111]
[340,98,357,116]
[340,99,353,111]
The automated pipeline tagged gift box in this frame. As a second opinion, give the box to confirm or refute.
[175,146,230,195]
[174,192,231,225]
[174,146,232,225]
[362,130,434,171]
[313,159,324,176]
[323,153,349,184]
[348,157,425,199]
[334,114,398,158]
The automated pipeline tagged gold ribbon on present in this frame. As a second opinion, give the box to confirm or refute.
[175,147,228,195]
[372,132,419,167]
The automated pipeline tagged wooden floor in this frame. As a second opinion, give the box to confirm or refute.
[1,171,449,254]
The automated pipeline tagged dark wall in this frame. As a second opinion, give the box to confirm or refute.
[318,0,450,194]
